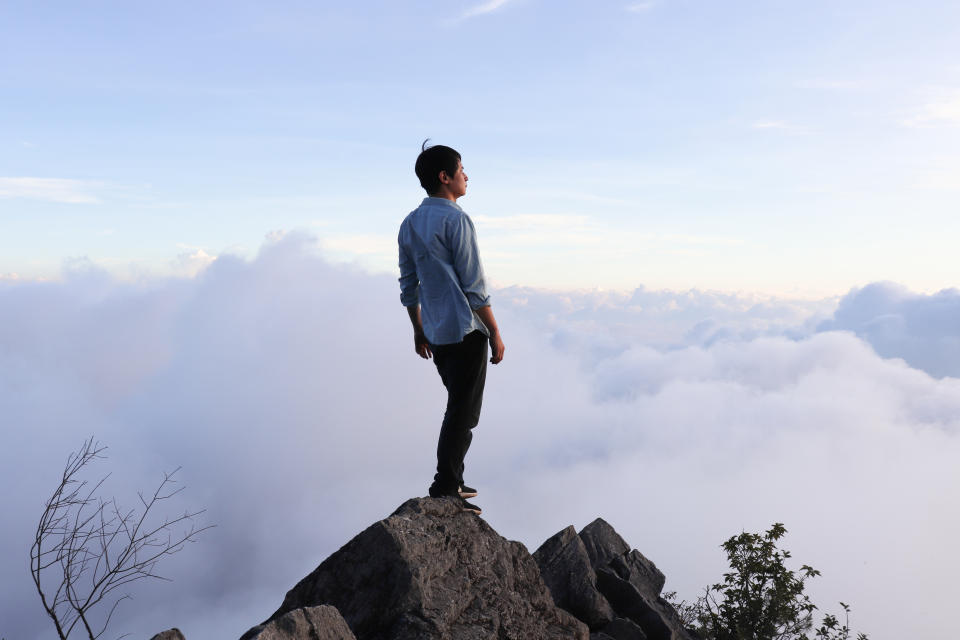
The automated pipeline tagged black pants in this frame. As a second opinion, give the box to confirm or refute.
[429,330,488,497]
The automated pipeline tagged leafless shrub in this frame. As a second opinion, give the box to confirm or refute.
[30,437,212,639]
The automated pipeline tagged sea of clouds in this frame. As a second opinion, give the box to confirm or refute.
[2,234,958,639]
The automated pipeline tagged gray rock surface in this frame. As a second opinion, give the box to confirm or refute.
[261,497,588,640]
[533,525,615,629]
[596,568,673,640]
[580,518,632,569]
[150,630,186,640]
[593,617,649,640]
[241,606,356,640]
[574,518,696,640]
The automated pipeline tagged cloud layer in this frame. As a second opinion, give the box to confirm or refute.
[818,281,960,378]
[2,237,958,640]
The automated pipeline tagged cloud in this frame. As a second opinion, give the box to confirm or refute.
[172,248,217,277]
[0,177,104,204]
[1,239,958,639]
[905,89,960,127]
[461,0,514,20]
[625,1,656,12]
[817,281,960,379]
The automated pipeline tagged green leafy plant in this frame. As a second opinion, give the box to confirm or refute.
[668,523,867,640]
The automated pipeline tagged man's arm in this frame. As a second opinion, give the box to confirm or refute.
[399,230,431,359]
[474,305,505,364]
[406,305,433,359]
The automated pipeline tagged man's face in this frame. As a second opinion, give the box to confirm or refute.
[442,161,468,199]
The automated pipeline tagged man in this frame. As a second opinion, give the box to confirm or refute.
[398,141,505,515]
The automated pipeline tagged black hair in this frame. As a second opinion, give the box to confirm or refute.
[415,139,461,195]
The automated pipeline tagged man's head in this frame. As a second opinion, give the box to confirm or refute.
[415,140,467,200]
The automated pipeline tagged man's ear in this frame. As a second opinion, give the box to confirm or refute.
[438,170,450,184]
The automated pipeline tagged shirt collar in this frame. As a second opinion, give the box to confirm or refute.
[421,196,464,212]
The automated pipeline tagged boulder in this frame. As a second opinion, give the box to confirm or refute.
[149,630,185,640]
[533,525,615,629]
[581,519,666,599]
[596,568,673,640]
[576,519,696,640]
[579,518,631,569]
[240,606,356,640]
[260,497,588,640]
[593,617,649,640]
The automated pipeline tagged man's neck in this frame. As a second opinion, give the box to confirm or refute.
[430,187,459,202]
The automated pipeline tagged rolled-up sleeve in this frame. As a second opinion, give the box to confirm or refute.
[449,214,491,309]
[398,232,420,307]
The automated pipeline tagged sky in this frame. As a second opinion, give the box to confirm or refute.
[3,0,960,294]
[2,2,960,640]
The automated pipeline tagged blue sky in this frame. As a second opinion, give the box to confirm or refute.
[2,0,960,294]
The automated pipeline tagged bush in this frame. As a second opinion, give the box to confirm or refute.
[668,523,867,640]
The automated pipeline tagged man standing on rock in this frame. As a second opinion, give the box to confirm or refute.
[398,140,505,515]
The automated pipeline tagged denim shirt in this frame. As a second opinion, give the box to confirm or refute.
[398,197,491,345]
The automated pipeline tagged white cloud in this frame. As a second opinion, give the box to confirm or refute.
[817,281,960,379]
[1,239,958,640]
[461,0,514,20]
[625,1,656,12]
[171,248,217,277]
[0,177,104,204]
[905,89,960,127]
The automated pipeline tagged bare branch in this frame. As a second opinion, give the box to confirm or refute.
[31,437,212,640]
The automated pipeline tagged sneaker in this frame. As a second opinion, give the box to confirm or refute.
[460,498,482,515]
[458,484,478,499]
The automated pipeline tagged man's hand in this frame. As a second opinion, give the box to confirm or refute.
[474,305,505,365]
[407,305,432,359]
[414,330,433,359]
[488,331,505,364]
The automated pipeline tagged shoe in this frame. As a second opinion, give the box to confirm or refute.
[460,498,482,515]
[458,484,478,499]
[430,485,460,498]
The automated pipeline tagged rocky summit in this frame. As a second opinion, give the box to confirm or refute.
[157,496,699,640]
[535,518,699,640]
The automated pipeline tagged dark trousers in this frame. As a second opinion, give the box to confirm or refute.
[429,330,488,496]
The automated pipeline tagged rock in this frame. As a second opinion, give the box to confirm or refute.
[593,617,649,640]
[579,518,631,570]
[261,497,588,640]
[533,525,615,629]
[150,630,186,640]
[608,550,666,602]
[581,519,666,599]
[596,568,673,640]
[576,519,696,640]
[240,606,356,640]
